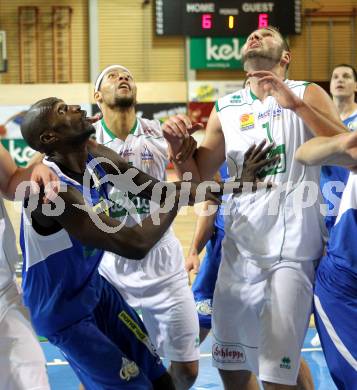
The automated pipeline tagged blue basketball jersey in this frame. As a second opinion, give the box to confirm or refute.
[314,171,357,389]
[320,113,357,233]
[344,110,357,131]
[326,172,357,281]
[21,154,110,336]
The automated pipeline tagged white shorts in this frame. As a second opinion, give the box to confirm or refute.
[100,233,200,362]
[212,238,315,386]
[0,283,49,390]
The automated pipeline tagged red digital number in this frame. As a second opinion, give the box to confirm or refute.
[258,13,269,28]
[202,14,212,29]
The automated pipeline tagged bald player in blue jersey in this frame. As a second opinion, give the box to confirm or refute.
[19,97,276,390]
[296,129,357,390]
[19,97,223,390]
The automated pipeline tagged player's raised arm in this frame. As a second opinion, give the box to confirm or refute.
[0,143,59,201]
[28,184,179,260]
[249,70,347,137]
[163,109,226,182]
[295,131,357,169]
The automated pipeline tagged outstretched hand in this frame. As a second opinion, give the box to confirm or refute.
[239,139,280,191]
[340,131,357,172]
[342,131,357,159]
[162,114,204,161]
[168,135,197,164]
[185,251,201,274]
[30,163,60,203]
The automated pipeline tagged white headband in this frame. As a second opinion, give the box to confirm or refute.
[94,65,132,92]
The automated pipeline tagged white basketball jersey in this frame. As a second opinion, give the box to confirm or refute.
[217,80,326,264]
[94,117,169,225]
[0,199,18,289]
[95,117,186,288]
[0,198,19,318]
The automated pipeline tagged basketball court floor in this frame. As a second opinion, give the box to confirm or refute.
[5,196,337,389]
[39,208,336,389]
[43,328,335,389]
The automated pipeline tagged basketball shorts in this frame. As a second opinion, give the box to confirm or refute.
[100,234,200,362]
[212,238,315,386]
[314,256,357,389]
[0,282,49,390]
[47,277,166,390]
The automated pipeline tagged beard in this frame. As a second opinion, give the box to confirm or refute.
[67,125,95,146]
[242,45,284,71]
[112,95,136,109]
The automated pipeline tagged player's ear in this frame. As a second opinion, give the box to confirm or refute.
[94,91,102,104]
[40,131,57,146]
[281,51,291,68]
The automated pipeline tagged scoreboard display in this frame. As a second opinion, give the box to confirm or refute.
[155,0,301,37]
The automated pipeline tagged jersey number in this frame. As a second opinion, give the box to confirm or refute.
[259,122,286,177]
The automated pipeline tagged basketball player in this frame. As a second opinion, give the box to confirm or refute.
[162,26,347,390]
[93,64,201,390]
[19,97,219,390]
[320,64,357,233]
[295,129,357,389]
[0,143,57,390]
[311,64,357,348]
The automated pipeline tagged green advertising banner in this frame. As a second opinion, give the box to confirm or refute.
[190,37,245,70]
[1,139,36,167]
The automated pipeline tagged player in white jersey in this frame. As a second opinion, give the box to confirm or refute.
[0,143,58,390]
[93,65,200,390]
[162,26,347,390]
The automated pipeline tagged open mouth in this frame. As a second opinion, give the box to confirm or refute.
[118,83,130,91]
[84,114,101,124]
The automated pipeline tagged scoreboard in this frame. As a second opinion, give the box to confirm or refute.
[155,0,301,36]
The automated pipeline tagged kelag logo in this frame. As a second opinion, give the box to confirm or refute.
[1,139,36,167]
[190,37,245,70]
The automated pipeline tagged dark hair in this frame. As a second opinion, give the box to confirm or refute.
[331,64,357,81]
[21,97,60,152]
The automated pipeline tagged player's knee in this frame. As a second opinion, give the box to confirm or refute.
[297,358,314,390]
[219,369,255,387]
[181,364,198,384]
[171,361,198,387]
[152,372,175,390]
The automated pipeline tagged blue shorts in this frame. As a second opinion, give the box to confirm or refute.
[192,228,224,329]
[47,276,166,390]
[314,257,357,390]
